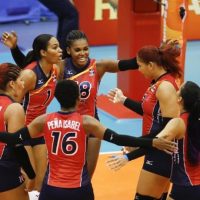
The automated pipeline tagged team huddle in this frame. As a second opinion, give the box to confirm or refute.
[0,29,200,200]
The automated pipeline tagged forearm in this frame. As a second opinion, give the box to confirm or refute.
[0,127,31,145]
[14,145,36,179]
[126,148,147,161]
[124,98,143,115]
[103,129,153,148]
[118,57,138,71]
[10,45,26,68]
[0,132,23,145]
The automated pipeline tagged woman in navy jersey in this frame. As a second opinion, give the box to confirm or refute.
[1,33,63,191]
[0,63,35,200]
[20,34,62,191]
[157,81,200,200]
[107,42,182,200]
[1,30,138,179]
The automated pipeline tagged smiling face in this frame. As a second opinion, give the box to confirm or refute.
[67,38,89,68]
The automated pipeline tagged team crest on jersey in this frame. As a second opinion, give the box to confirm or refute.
[38,79,44,85]
[149,85,156,93]
[52,74,57,82]
[66,70,73,75]
[89,69,95,76]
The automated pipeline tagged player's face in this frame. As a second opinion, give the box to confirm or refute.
[67,39,89,68]
[137,57,152,79]
[12,72,25,103]
[43,37,63,64]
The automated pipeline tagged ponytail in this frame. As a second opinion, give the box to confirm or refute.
[181,81,200,165]
[23,34,54,67]
[187,99,200,165]
[23,50,37,67]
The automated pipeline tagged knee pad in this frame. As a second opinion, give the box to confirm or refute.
[134,193,159,200]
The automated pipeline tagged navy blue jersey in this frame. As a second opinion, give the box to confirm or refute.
[63,58,100,118]
[23,61,57,125]
[171,112,200,186]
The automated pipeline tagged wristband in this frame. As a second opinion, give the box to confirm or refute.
[103,128,153,148]
[118,58,138,71]
[124,98,143,115]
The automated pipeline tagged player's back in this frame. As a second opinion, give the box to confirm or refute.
[43,111,90,188]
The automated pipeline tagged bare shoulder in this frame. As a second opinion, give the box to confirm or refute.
[21,69,36,82]
[5,103,24,120]
[156,80,177,101]
[6,102,24,114]
[21,69,37,91]
[21,68,36,78]
[157,80,176,93]
[82,115,99,133]
[82,115,95,126]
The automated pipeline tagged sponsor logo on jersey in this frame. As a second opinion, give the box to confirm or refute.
[38,79,44,85]
[146,160,154,166]
[89,69,95,76]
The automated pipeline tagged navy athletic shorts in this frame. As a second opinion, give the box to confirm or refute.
[0,161,24,192]
[142,149,172,178]
[169,184,200,200]
[39,183,94,200]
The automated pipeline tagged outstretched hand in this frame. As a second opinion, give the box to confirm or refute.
[106,154,128,171]
[153,137,178,154]
[1,31,18,49]
[107,88,126,104]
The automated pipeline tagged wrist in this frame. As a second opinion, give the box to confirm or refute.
[10,44,18,50]
[123,154,128,161]
[152,138,158,148]
[121,96,127,104]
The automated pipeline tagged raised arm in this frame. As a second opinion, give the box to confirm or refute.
[1,31,26,67]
